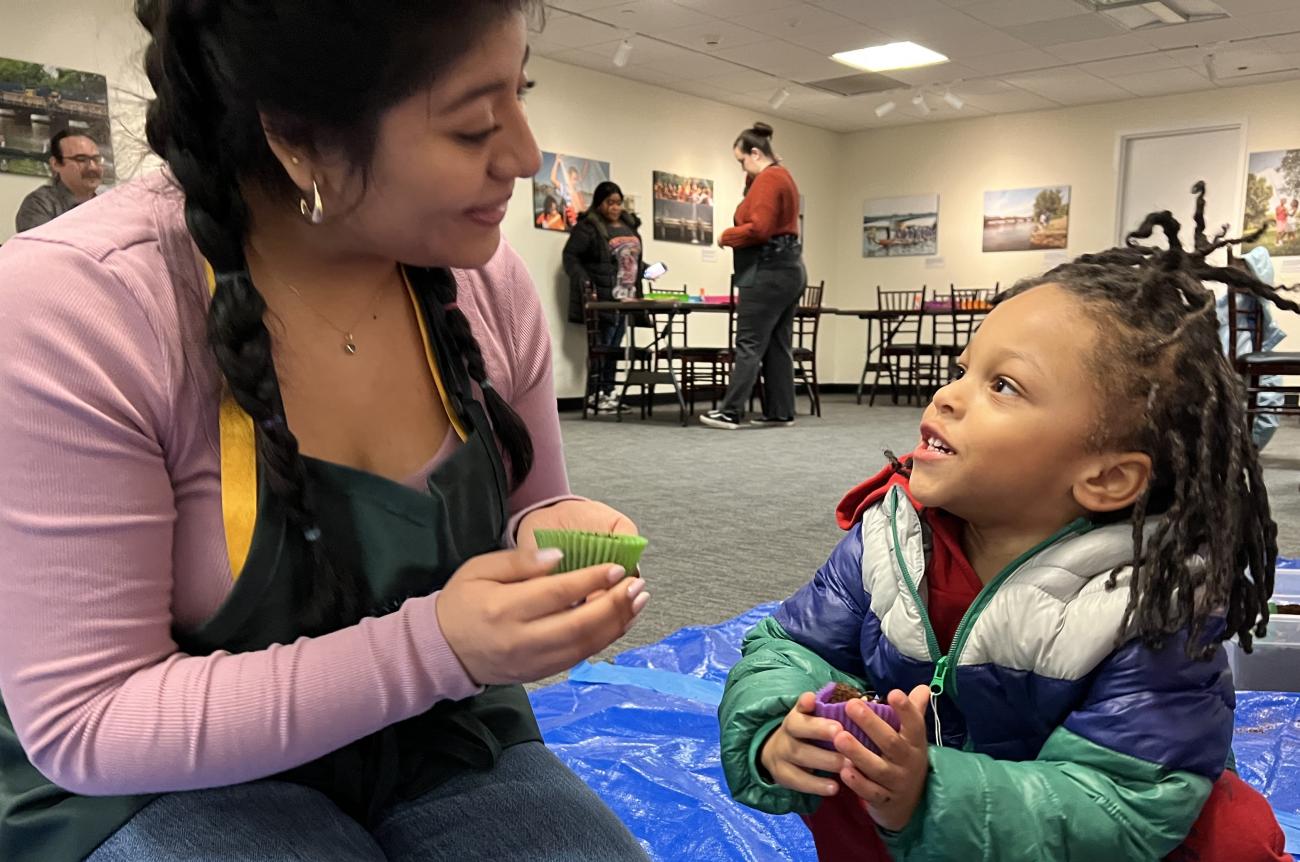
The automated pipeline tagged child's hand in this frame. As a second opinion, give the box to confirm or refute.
[834,684,932,833]
[758,691,848,798]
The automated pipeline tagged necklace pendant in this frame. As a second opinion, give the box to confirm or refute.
[344,334,357,356]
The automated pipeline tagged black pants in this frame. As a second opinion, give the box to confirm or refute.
[720,261,805,419]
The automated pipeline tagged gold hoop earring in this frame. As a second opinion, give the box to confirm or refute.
[300,180,324,225]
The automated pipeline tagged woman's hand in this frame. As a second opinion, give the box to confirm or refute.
[437,547,648,686]
[835,685,932,833]
[516,499,638,551]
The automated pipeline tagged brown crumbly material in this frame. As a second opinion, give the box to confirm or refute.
[1276,603,1300,615]
[826,683,864,704]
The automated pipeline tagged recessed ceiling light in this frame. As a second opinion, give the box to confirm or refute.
[832,41,949,73]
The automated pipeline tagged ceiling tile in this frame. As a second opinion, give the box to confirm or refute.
[886,61,979,86]
[1106,67,1214,96]
[726,5,863,41]
[1081,51,1183,78]
[580,36,701,66]
[544,1,626,13]
[807,0,957,27]
[1003,67,1135,104]
[877,9,1035,58]
[713,39,849,81]
[959,88,1062,112]
[783,24,898,56]
[699,69,784,94]
[1001,15,1127,48]
[961,0,1089,28]
[531,10,624,48]
[1214,0,1300,13]
[960,47,1063,74]
[673,0,801,16]
[1046,33,1156,64]
[653,20,769,53]
[585,1,718,35]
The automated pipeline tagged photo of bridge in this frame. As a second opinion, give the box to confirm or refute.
[0,57,113,179]
[862,194,939,258]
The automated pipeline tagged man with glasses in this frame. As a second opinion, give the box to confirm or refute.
[14,130,104,232]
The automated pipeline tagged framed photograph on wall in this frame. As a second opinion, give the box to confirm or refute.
[982,186,1070,252]
[0,57,114,181]
[862,194,938,257]
[1243,149,1300,257]
[652,171,713,244]
[533,151,610,232]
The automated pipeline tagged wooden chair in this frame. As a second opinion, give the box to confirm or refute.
[927,284,999,385]
[868,286,940,406]
[581,288,648,420]
[1225,284,1300,432]
[678,280,739,414]
[793,281,825,417]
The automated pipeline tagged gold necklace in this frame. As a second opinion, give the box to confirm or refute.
[247,249,392,356]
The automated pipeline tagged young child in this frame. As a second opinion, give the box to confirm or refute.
[720,196,1296,861]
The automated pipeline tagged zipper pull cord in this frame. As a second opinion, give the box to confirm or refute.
[928,656,949,749]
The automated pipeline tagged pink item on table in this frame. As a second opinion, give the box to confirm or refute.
[812,682,901,753]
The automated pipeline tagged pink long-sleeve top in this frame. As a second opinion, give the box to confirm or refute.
[0,174,575,796]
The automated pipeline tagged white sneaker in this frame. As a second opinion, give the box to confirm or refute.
[597,393,623,413]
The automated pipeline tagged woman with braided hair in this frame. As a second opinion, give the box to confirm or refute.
[720,185,1292,861]
[0,2,650,859]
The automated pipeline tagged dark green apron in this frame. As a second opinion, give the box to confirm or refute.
[0,267,541,861]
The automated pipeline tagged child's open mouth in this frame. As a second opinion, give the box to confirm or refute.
[914,423,958,460]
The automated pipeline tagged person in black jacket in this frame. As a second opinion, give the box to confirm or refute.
[563,181,645,412]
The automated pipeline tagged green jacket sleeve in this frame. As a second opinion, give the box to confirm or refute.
[718,616,870,815]
[882,727,1212,861]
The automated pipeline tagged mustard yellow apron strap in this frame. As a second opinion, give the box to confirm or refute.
[208,262,467,580]
[402,269,468,443]
[206,262,259,580]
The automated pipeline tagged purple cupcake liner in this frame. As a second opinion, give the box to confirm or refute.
[812,682,901,753]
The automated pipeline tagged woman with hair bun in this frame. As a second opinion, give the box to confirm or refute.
[702,122,806,431]
[0,2,650,858]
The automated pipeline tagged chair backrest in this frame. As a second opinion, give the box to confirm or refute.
[933,285,995,349]
[877,285,928,346]
[649,284,690,364]
[1225,285,1267,362]
[794,281,825,352]
[582,286,606,349]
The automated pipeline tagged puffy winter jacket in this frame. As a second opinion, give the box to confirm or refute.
[562,210,644,324]
[719,468,1235,861]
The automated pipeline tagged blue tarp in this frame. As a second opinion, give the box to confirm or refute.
[530,599,1300,861]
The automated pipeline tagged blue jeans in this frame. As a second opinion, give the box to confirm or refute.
[598,314,627,396]
[87,741,648,861]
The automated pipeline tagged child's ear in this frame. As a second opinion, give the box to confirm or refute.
[1072,451,1152,513]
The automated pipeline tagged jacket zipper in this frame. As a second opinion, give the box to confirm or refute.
[887,490,1091,745]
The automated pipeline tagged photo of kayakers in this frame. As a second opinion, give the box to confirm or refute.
[862,194,938,258]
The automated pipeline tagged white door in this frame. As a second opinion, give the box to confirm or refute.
[1116,125,1245,258]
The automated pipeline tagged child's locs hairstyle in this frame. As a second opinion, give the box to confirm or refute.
[1000,183,1300,658]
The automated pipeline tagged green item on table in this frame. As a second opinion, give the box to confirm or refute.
[533,529,648,574]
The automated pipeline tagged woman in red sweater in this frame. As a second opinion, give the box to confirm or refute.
[702,122,805,430]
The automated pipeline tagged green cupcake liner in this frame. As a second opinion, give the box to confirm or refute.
[533,529,648,574]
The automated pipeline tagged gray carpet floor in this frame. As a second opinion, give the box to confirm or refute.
[546,394,1300,682]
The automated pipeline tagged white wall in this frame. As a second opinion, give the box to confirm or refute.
[509,55,841,397]
[827,78,1300,385]
[8,1,1300,395]
[0,0,152,245]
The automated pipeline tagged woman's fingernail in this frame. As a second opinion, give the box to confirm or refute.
[627,578,645,599]
[631,592,650,614]
[536,548,564,566]
[606,565,626,584]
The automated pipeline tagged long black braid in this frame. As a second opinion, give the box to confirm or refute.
[136,0,535,634]
[1000,184,1300,658]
